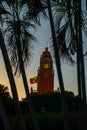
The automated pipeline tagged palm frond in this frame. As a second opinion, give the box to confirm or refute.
[1,1,38,74]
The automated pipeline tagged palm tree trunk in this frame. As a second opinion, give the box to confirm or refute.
[78,1,87,130]
[75,10,83,130]
[0,98,11,130]
[47,0,70,130]
[75,1,87,129]
[16,29,40,130]
[17,52,40,130]
[67,1,84,129]
[0,29,26,130]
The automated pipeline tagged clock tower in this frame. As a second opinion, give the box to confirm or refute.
[37,47,54,94]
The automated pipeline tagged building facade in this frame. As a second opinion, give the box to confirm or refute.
[37,47,54,94]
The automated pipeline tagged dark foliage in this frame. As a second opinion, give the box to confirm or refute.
[0,85,78,115]
[0,84,15,115]
[20,91,78,113]
[0,85,79,130]
[10,112,79,130]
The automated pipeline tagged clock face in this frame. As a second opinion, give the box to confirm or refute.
[43,63,49,69]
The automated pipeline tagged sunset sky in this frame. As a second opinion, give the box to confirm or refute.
[0,5,87,100]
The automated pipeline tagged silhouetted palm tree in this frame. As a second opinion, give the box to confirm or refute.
[1,1,40,130]
[77,1,87,130]
[0,3,26,130]
[52,1,87,130]
[47,1,70,130]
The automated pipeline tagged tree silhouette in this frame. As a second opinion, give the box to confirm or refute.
[0,84,11,100]
[1,1,40,130]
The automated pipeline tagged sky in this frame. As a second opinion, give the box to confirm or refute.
[0,1,87,100]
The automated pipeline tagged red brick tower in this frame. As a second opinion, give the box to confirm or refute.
[37,47,54,94]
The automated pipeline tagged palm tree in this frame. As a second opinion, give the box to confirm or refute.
[51,0,87,130]
[0,3,26,130]
[77,1,87,130]
[53,0,87,98]
[74,4,83,130]
[47,1,70,130]
[1,1,40,130]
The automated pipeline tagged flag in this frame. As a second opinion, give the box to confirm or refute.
[30,76,40,84]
